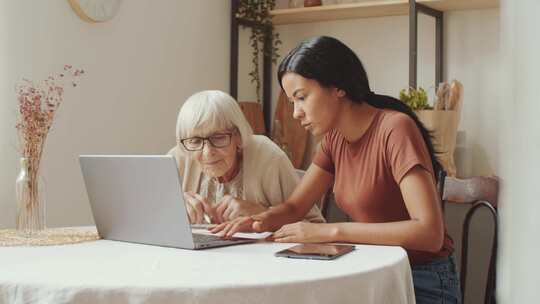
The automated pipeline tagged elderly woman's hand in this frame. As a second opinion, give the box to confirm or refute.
[210,216,254,236]
[183,192,215,224]
[214,195,267,223]
[210,212,273,237]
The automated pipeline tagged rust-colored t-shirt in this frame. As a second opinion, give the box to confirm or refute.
[313,109,453,265]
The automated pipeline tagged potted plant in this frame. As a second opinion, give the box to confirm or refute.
[399,82,463,177]
[236,0,282,102]
[399,87,431,110]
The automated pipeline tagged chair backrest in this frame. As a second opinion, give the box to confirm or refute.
[238,101,265,135]
[440,175,499,304]
[274,90,309,169]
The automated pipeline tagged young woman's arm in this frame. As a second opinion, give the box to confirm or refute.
[272,165,445,252]
[211,163,333,235]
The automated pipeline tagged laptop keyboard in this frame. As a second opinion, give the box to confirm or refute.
[191,232,256,249]
[193,233,222,243]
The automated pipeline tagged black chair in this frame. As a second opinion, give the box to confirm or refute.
[439,172,499,304]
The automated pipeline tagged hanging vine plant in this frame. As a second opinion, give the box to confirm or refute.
[236,0,282,102]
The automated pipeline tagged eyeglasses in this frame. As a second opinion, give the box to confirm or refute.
[179,133,233,151]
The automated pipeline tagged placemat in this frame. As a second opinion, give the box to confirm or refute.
[0,226,100,246]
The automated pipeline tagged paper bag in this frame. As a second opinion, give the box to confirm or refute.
[416,110,460,177]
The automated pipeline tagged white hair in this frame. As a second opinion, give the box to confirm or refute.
[176,90,254,148]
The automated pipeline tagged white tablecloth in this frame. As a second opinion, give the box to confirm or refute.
[0,239,415,304]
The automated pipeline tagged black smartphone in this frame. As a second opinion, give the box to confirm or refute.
[274,244,355,260]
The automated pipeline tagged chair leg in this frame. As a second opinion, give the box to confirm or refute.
[484,206,498,304]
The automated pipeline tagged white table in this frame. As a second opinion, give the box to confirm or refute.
[0,240,415,304]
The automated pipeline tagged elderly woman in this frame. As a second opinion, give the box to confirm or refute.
[168,90,324,224]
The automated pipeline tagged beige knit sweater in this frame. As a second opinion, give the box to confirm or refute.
[168,135,324,223]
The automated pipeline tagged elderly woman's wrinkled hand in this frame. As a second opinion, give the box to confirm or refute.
[210,216,255,237]
[210,211,273,237]
[214,194,266,223]
[183,191,216,224]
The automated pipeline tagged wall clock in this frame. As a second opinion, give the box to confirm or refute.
[68,0,122,23]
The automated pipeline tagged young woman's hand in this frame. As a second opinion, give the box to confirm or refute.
[183,191,215,224]
[272,222,337,243]
[214,195,266,223]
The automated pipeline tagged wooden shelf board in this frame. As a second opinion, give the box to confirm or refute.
[270,0,499,25]
[423,0,499,12]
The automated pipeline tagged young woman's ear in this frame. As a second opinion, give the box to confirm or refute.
[335,88,346,98]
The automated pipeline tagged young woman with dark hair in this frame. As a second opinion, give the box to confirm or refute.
[213,36,460,304]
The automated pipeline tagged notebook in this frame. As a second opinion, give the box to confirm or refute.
[79,155,256,249]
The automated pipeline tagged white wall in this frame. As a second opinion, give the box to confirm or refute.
[444,10,500,304]
[0,0,230,228]
[446,10,500,176]
[497,1,540,303]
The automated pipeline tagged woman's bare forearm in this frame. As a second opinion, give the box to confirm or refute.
[260,202,307,231]
[329,219,444,252]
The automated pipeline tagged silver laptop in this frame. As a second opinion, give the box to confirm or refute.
[79,155,255,249]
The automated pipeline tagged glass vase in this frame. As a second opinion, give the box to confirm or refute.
[15,157,46,235]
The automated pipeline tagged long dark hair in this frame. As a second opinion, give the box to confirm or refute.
[277,36,442,182]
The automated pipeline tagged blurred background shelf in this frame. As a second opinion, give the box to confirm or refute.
[229,0,499,136]
[270,0,499,25]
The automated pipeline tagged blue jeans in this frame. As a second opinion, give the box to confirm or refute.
[412,255,461,304]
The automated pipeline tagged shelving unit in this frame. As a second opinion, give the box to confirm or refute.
[270,0,498,25]
[229,0,499,134]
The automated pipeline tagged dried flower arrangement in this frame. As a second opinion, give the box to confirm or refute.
[15,65,84,233]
